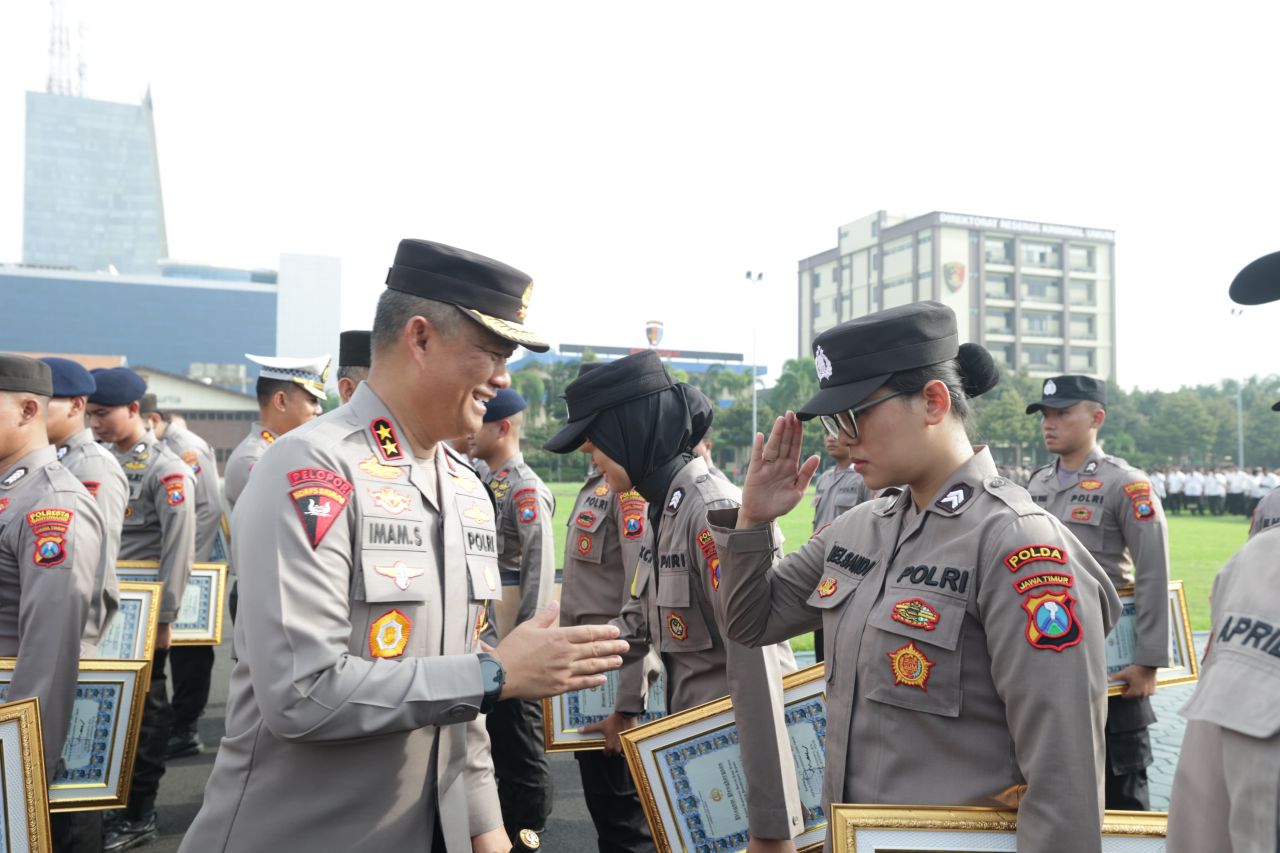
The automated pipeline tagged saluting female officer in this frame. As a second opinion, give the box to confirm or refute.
[709,302,1121,853]
[544,351,804,853]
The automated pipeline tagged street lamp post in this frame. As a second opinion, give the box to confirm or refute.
[746,271,763,437]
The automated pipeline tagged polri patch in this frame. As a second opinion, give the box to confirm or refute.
[667,613,688,641]
[934,482,973,514]
[890,599,939,631]
[1013,572,1074,595]
[26,508,72,567]
[887,641,933,690]
[1023,591,1082,651]
[369,609,411,658]
[370,417,404,462]
[161,473,186,507]
[1003,544,1067,573]
[287,467,353,549]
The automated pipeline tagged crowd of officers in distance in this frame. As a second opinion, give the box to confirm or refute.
[0,236,1276,853]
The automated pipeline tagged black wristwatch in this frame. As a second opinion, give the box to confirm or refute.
[477,652,506,714]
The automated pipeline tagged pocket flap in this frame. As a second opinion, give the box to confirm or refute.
[805,568,863,610]
[1184,651,1280,738]
[655,570,691,609]
[570,507,608,534]
[467,556,502,601]
[868,593,966,652]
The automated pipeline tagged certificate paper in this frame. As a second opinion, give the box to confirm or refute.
[545,665,666,752]
[1107,580,1198,697]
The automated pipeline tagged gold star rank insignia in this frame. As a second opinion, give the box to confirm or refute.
[369,417,405,462]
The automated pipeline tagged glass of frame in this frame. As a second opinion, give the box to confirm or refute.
[621,663,827,853]
[543,664,667,752]
[1106,580,1198,697]
[0,697,53,851]
[90,582,161,661]
[0,660,149,813]
[115,562,228,646]
[831,805,1166,852]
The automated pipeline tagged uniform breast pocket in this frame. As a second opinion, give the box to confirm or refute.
[1064,503,1104,550]
[358,549,431,604]
[864,576,971,718]
[569,508,609,565]
[804,568,863,682]
[656,570,713,653]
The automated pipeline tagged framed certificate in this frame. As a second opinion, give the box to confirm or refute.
[115,562,228,646]
[621,663,827,853]
[831,804,1167,852]
[209,513,231,563]
[0,660,149,812]
[90,582,161,661]
[544,665,667,752]
[1107,580,1199,697]
[0,698,53,851]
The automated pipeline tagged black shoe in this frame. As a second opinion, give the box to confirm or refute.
[103,812,158,852]
[165,729,203,759]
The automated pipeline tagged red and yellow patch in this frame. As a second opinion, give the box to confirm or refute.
[697,529,720,590]
[1003,544,1066,573]
[1071,507,1093,522]
[594,483,610,497]
[620,490,645,540]
[577,533,593,555]
[260,429,276,444]
[472,608,488,645]
[576,510,596,528]
[1023,591,1083,651]
[817,577,838,598]
[287,468,353,549]
[1080,479,1103,491]
[890,599,940,631]
[368,486,413,516]
[181,449,202,475]
[161,473,186,507]
[515,488,538,524]
[358,455,403,480]
[1124,481,1156,521]
[0,498,8,514]
[82,481,100,498]
[369,610,412,658]
[887,641,933,690]
[26,508,72,568]
[667,614,688,641]
[370,417,404,462]
[1013,572,1074,595]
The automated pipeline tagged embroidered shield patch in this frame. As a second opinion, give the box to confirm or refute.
[817,577,838,597]
[161,473,186,507]
[577,533,593,555]
[27,508,72,568]
[515,489,538,524]
[369,610,411,658]
[1023,591,1083,651]
[887,641,933,690]
[667,614,688,641]
[287,468,353,549]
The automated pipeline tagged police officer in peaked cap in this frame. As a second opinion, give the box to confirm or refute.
[711,301,1120,853]
[1167,253,1280,852]
[338,330,372,404]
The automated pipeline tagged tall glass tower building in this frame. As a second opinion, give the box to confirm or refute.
[23,90,168,274]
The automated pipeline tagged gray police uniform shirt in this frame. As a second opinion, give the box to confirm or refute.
[162,423,223,562]
[115,431,196,623]
[811,465,874,531]
[1028,447,1171,668]
[711,448,1121,853]
[484,453,555,631]
[223,422,276,512]
[1167,527,1280,852]
[560,468,653,710]
[0,446,102,781]
[613,456,804,841]
[1251,488,1280,538]
[179,383,502,853]
[57,428,124,648]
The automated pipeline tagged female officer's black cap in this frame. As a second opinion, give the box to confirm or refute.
[797,301,960,420]
[1230,251,1280,306]
[543,350,674,452]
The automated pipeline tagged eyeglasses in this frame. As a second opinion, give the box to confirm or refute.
[818,391,906,441]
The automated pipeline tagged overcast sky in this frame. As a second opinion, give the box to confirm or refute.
[2,1,1278,391]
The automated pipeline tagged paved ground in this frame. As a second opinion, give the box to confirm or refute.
[135,635,1206,851]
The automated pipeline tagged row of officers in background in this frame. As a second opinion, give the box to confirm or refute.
[2,237,1277,853]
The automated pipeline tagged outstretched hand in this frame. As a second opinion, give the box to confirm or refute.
[738,412,821,529]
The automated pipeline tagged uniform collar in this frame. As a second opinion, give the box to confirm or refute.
[1042,444,1105,489]
[0,445,56,490]
[250,421,277,444]
[875,446,997,519]
[114,430,158,462]
[662,456,708,505]
[63,428,95,451]
[492,452,524,475]
[348,383,443,510]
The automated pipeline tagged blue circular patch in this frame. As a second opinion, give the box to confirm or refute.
[1035,601,1070,637]
[40,541,61,560]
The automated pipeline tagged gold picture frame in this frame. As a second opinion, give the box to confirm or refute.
[543,664,666,753]
[621,663,828,853]
[115,561,228,646]
[90,582,161,662]
[832,804,1167,852]
[0,660,150,813]
[1107,579,1199,697]
[0,697,53,851]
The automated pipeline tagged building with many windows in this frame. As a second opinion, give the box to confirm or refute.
[798,210,1116,380]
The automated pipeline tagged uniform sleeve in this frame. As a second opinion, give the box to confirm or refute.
[223,446,260,511]
[708,508,827,647]
[236,446,489,741]
[77,456,126,641]
[190,444,223,562]
[153,466,196,622]
[512,482,556,627]
[464,716,503,835]
[1115,477,1171,667]
[697,517,803,841]
[608,558,655,715]
[612,493,648,714]
[979,514,1119,851]
[8,494,100,782]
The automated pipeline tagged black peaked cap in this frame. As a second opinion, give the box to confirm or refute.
[1230,251,1280,306]
[339,330,372,369]
[544,351,674,452]
[1025,374,1107,414]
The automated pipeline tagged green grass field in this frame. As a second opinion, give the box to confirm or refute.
[546,482,1247,648]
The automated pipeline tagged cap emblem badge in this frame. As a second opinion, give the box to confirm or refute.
[517,282,533,321]
[814,346,833,382]
[1043,379,1057,396]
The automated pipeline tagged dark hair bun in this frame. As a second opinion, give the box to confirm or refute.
[956,343,999,398]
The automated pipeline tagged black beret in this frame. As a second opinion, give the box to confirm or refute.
[39,357,95,398]
[88,367,147,407]
[0,354,53,396]
[483,388,528,422]
[1230,251,1280,306]
[339,330,372,369]
[544,351,674,453]
[385,239,549,352]
[798,301,960,419]
[1025,375,1107,414]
